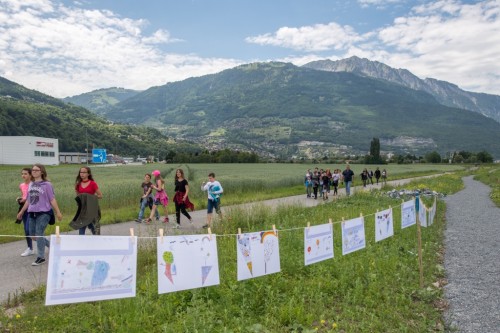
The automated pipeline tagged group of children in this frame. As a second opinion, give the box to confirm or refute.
[135,169,224,229]
[304,166,388,199]
[15,165,223,266]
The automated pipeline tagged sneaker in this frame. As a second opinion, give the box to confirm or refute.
[135,219,142,223]
[163,217,169,223]
[31,257,46,266]
[21,248,35,257]
[202,224,209,229]
[188,219,193,224]
[174,224,180,229]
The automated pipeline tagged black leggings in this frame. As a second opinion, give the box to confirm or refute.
[175,202,191,224]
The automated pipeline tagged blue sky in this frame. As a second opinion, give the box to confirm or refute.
[0,0,498,98]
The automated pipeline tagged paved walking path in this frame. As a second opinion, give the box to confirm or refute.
[443,176,500,332]
[0,175,436,303]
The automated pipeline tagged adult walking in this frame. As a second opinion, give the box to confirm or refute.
[381,169,388,185]
[17,167,34,257]
[173,168,194,228]
[136,173,159,223]
[16,164,62,266]
[75,166,102,235]
[374,167,381,184]
[342,164,355,196]
[361,168,369,188]
[201,172,224,228]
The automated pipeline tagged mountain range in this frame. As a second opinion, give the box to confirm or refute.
[303,56,500,123]
[63,58,500,159]
[0,77,196,157]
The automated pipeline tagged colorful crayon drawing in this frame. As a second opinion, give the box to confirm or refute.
[341,217,366,255]
[157,234,219,294]
[304,223,334,266]
[237,230,280,281]
[45,235,137,306]
[401,199,416,229]
[375,208,394,242]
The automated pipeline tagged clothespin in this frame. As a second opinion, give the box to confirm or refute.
[329,218,332,225]
[159,228,164,244]
[56,226,60,244]
[360,212,363,217]
[272,224,277,236]
[130,228,135,243]
[389,205,392,210]
[207,227,212,240]
[237,228,242,239]
[307,222,311,229]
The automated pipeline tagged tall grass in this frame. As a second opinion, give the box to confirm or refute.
[1,173,462,332]
[0,163,464,244]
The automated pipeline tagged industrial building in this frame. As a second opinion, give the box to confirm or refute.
[0,136,59,166]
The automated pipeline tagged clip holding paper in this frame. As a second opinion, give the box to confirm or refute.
[129,228,135,243]
[56,226,60,244]
[307,222,311,229]
[272,224,277,236]
[208,227,212,240]
[329,218,332,225]
[159,228,164,244]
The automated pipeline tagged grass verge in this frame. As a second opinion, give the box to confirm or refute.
[0,173,463,332]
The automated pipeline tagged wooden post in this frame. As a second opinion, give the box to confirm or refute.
[416,195,424,288]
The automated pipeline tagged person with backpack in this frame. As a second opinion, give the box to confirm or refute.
[16,164,62,266]
[201,172,224,228]
[136,173,159,223]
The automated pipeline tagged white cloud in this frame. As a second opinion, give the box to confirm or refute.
[245,22,364,52]
[246,0,500,95]
[0,0,241,97]
[373,0,500,94]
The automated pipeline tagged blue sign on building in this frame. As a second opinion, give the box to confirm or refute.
[92,148,107,164]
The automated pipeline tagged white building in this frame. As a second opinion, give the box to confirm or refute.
[0,136,59,166]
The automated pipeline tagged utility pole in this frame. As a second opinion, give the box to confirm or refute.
[86,128,89,165]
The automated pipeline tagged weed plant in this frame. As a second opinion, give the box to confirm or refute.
[0,174,462,332]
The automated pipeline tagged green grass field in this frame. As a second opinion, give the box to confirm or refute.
[0,163,464,244]
[0,169,468,332]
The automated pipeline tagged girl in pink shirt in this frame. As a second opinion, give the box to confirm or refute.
[17,168,33,257]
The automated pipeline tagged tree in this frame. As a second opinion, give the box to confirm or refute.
[366,137,384,164]
[476,150,493,163]
[370,137,380,160]
[425,151,442,163]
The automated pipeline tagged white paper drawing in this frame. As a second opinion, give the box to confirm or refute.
[375,208,394,242]
[401,199,416,229]
[157,234,220,294]
[419,198,428,227]
[341,217,366,255]
[304,223,334,266]
[428,200,436,226]
[237,230,280,281]
[45,235,137,306]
